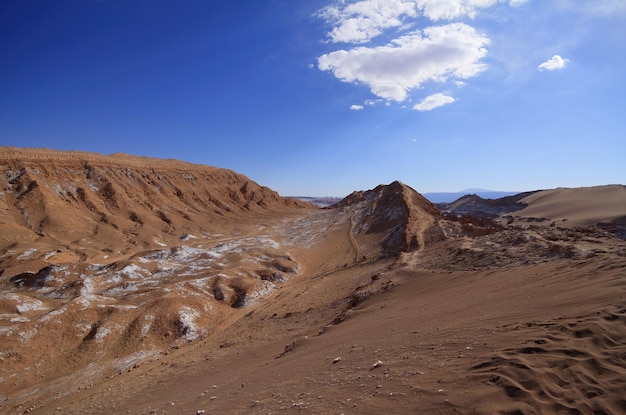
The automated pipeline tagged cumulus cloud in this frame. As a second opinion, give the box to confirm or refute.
[418,0,497,21]
[316,0,529,43]
[413,93,455,111]
[420,0,528,20]
[350,104,365,110]
[317,23,489,101]
[538,54,569,71]
[315,1,531,108]
[316,0,419,44]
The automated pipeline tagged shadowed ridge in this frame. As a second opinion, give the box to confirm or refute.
[437,191,539,221]
[334,180,442,256]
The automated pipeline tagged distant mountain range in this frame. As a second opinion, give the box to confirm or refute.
[423,190,520,203]
[294,190,521,206]
[292,196,343,207]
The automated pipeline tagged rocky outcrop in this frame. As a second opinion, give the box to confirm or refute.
[336,181,442,256]
[437,192,536,218]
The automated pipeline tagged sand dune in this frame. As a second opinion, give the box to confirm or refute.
[517,185,626,227]
[1,148,624,415]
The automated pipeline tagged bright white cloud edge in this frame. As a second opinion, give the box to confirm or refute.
[413,93,455,111]
[538,54,569,71]
[317,23,489,102]
[317,0,528,44]
[350,104,364,110]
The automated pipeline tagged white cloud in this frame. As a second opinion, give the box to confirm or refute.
[350,104,365,110]
[419,0,528,20]
[538,54,569,71]
[413,92,455,111]
[316,0,420,44]
[316,0,529,43]
[317,23,489,101]
[418,0,497,21]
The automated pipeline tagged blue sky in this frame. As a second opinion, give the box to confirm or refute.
[1,0,624,197]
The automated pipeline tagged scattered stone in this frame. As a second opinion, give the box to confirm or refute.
[333,357,342,364]
[371,360,383,370]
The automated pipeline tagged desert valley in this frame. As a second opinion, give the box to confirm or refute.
[1,147,625,415]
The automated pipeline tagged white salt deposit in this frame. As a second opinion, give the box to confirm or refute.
[119,264,148,279]
[177,307,201,341]
[244,281,276,306]
[95,326,110,343]
[114,350,160,372]
[18,328,37,343]
[17,248,37,259]
[0,293,48,314]
[141,315,155,338]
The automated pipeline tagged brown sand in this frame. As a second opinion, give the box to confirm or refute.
[516,185,626,227]
[1,148,625,415]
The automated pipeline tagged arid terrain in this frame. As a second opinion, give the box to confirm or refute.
[1,147,625,415]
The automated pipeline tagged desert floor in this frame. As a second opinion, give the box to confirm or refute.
[7,214,626,415]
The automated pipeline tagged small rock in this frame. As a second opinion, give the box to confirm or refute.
[333,357,342,364]
[372,360,383,369]
[197,410,206,415]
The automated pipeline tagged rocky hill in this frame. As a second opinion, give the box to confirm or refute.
[438,185,626,238]
[1,147,311,274]
[336,181,442,256]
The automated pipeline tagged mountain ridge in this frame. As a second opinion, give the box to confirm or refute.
[1,147,312,274]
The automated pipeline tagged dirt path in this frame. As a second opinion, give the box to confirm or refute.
[349,207,366,262]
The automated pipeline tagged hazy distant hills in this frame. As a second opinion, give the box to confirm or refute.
[296,190,520,206]
[423,189,520,203]
[292,196,342,207]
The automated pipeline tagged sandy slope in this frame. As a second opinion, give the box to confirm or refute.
[1,148,625,415]
[11,230,625,415]
[517,185,626,227]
